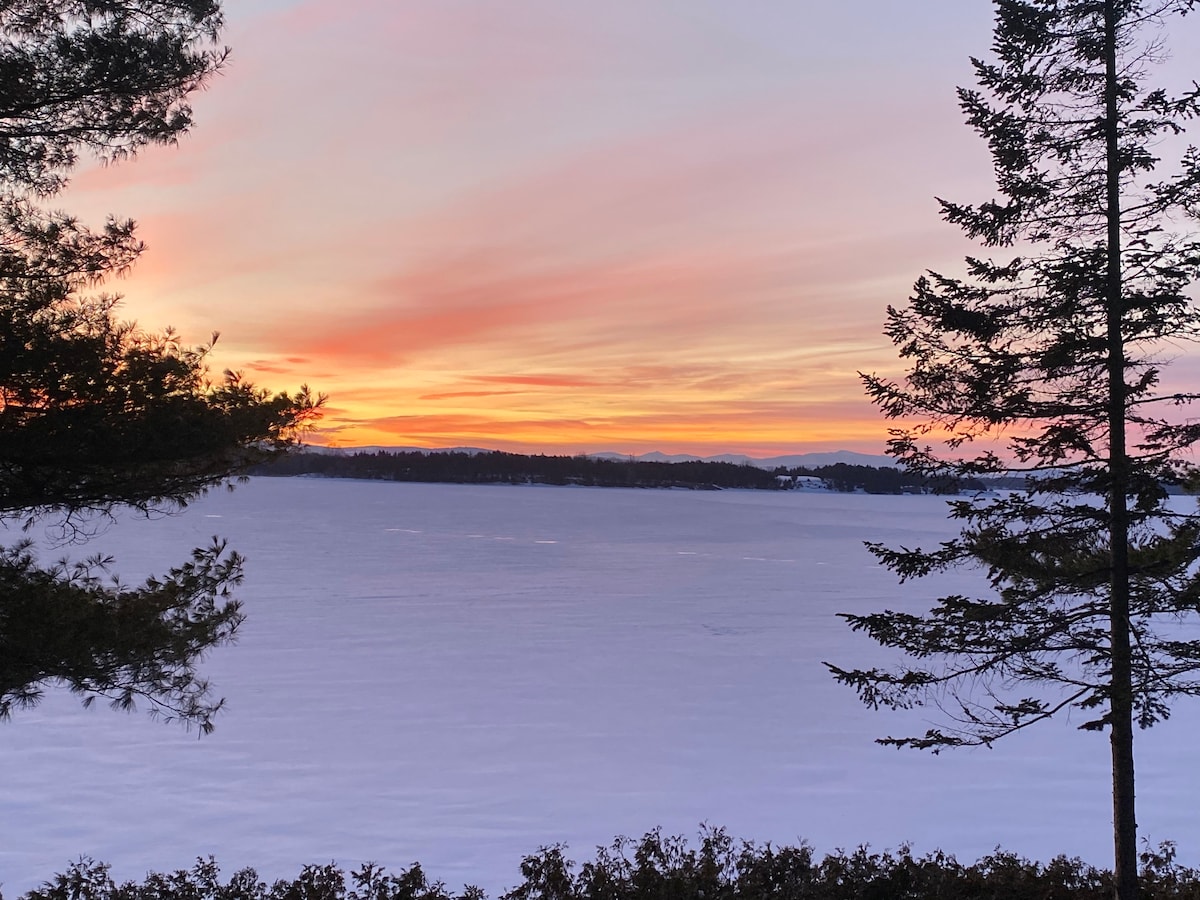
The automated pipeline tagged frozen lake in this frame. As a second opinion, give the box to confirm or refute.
[2,478,1199,895]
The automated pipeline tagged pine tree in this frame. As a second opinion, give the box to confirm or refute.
[0,2,318,732]
[826,3,1200,898]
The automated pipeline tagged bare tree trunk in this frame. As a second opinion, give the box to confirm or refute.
[1103,2,1138,899]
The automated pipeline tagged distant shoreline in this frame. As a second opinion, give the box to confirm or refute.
[302,444,898,470]
[253,447,982,495]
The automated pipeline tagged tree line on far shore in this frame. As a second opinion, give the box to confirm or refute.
[251,449,985,495]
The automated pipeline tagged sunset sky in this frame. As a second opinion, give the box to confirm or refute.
[55,2,1099,455]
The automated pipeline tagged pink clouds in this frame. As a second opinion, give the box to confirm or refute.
[50,1,1025,455]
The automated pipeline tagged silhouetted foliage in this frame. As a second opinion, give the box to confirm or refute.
[806,463,981,495]
[0,1,319,732]
[257,450,777,490]
[253,450,974,495]
[828,2,1200,897]
[17,830,1200,900]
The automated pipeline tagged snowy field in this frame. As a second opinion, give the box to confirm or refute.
[2,478,1199,895]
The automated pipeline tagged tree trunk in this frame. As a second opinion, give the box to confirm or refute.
[1103,2,1138,899]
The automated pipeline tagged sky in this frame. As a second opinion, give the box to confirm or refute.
[56,2,1053,456]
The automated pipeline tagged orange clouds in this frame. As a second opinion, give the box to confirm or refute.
[50,1,1018,457]
[303,348,892,458]
[314,404,890,458]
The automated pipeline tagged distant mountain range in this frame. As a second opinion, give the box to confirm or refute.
[302,445,896,469]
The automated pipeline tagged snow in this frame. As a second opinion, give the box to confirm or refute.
[1,478,1198,895]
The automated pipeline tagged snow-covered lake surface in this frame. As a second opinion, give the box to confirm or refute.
[3,478,1199,895]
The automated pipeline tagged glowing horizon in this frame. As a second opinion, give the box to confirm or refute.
[58,1,1016,457]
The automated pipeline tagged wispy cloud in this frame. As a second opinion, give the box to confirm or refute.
[57,0,1007,455]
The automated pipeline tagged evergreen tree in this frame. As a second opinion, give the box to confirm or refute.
[827,2,1200,897]
[0,2,317,732]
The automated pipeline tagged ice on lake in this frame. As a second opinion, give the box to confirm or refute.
[2,478,1198,894]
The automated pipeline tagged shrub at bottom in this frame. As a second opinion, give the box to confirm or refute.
[12,829,1200,900]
